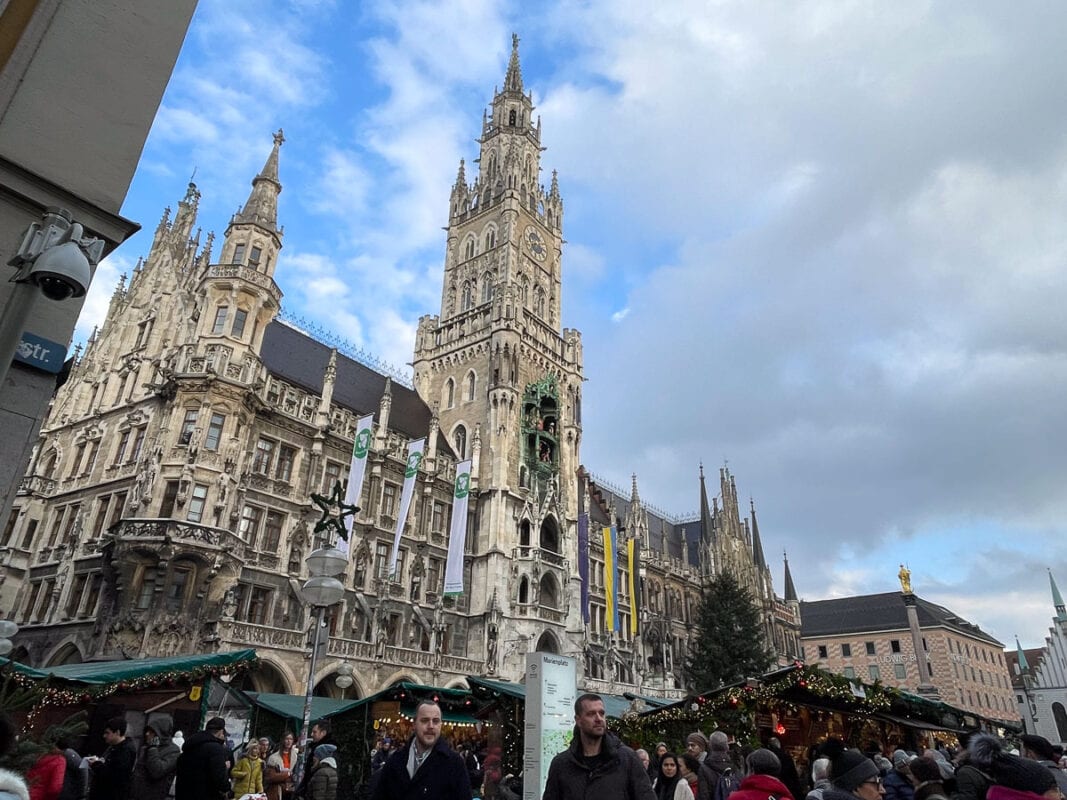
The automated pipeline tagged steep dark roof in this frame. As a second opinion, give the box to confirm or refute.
[260,321,446,447]
[585,478,700,567]
[800,592,1004,647]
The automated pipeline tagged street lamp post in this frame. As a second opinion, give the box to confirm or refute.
[298,546,347,750]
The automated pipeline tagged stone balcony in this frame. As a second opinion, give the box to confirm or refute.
[17,474,56,498]
[513,602,566,624]
[111,518,247,558]
[511,545,567,570]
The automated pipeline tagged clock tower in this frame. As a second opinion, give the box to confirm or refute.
[412,35,584,675]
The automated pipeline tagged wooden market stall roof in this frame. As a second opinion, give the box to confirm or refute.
[465,674,674,719]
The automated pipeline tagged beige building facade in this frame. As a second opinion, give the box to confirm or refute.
[801,591,1018,724]
[1,37,799,701]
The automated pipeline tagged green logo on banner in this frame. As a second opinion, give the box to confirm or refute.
[353,428,372,458]
[405,450,423,478]
[454,472,470,499]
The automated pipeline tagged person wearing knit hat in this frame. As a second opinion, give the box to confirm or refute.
[884,750,916,800]
[830,748,884,800]
[729,749,795,800]
[686,733,710,760]
[908,755,949,800]
[683,732,718,800]
[307,743,338,800]
[969,734,1059,800]
[1020,735,1067,799]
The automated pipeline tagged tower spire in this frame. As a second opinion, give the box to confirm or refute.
[750,498,766,570]
[233,129,284,233]
[698,463,714,545]
[783,551,798,603]
[504,33,523,92]
[1015,635,1030,671]
[1051,569,1067,622]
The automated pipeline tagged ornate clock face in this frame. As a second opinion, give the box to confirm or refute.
[524,225,548,262]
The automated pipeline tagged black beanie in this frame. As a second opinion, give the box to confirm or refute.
[971,734,1056,796]
[831,749,880,791]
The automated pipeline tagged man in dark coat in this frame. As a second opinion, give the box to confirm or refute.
[371,699,470,800]
[88,716,137,800]
[296,718,339,799]
[174,716,231,800]
[131,714,181,800]
[542,693,655,800]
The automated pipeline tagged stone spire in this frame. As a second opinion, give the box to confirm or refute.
[630,473,640,506]
[750,498,766,571]
[783,551,798,603]
[504,33,523,93]
[698,463,714,545]
[1051,569,1067,622]
[233,129,284,233]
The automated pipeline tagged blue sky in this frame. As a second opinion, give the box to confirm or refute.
[79,0,1067,650]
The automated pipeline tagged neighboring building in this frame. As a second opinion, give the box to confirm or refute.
[801,590,1018,723]
[1008,571,1067,744]
[0,0,198,547]
[1,37,798,700]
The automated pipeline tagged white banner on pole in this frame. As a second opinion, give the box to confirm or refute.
[523,652,577,800]
[388,438,425,578]
[338,413,374,555]
[443,460,472,595]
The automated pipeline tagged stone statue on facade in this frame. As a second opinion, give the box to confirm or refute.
[486,622,498,674]
[221,585,238,620]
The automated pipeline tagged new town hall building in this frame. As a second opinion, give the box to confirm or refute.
[0,40,800,699]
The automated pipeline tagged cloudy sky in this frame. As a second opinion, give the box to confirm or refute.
[84,0,1067,649]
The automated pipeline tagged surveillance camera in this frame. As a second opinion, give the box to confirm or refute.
[27,240,91,300]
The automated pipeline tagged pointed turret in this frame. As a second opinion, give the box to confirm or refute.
[630,473,640,505]
[1015,636,1030,672]
[504,33,523,93]
[783,551,798,604]
[750,498,766,571]
[699,463,714,545]
[233,129,284,234]
[1050,569,1067,622]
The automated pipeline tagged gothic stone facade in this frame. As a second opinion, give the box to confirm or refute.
[1,39,800,699]
[1010,572,1067,744]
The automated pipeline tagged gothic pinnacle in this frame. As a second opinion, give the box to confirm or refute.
[504,32,524,92]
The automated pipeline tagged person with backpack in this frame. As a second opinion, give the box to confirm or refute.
[730,749,795,800]
[704,732,742,800]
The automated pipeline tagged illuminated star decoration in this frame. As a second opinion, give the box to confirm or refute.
[310,480,358,543]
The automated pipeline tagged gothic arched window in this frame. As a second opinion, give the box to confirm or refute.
[518,576,529,604]
[444,379,455,409]
[484,228,496,250]
[481,273,494,303]
[1054,702,1067,742]
[535,286,546,318]
[465,237,476,260]
[461,282,473,311]
[453,424,467,459]
[465,371,476,402]
[509,109,517,126]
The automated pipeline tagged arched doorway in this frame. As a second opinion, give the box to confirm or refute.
[539,516,559,553]
[1053,702,1067,742]
[45,642,83,667]
[249,660,292,695]
[538,573,560,609]
[535,631,560,654]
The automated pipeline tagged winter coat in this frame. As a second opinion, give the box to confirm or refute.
[885,768,916,800]
[729,773,795,800]
[807,779,833,800]
[953,764,991,800]
[174,730,231,800]
[88,737,136,800]
[28,753,66,800]
[307,758,337,800]
[371,736,471,800]
[0,767,30,800]
[131,715,181,800]
[541,729,657,800]
[295,735,337,798]
[656,777,695,800]
[265,747,298,800]
[1035,760,1067,799]
[56,750,86,800]
[230,754,264,796]
[703,753,736,800]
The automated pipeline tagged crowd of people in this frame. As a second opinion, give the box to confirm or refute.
[4,698,1067,800]
[0,710,344,800]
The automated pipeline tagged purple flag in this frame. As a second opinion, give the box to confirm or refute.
[578,512,590,624]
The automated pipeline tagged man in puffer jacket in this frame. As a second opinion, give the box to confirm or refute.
[131,715,181,800]
[542,693,655,800]
[884,751,916,800]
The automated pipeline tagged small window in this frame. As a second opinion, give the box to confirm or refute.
[865,641,876,656]
[212,307,229,334]
[114,430,131,464]
[817,645,828,659]
[894,663,907,679]
[466,372,476,402]
[453,425,467,459]
[381,483,399,517]
[247,586,271,625]
[375,542,390,579]
[890,639,901,653]
[869,664,881,681]
[232,308,248,338]
[136,567,158,610]
[187,484,209,523]
[322,461,343,494]
[205,413,225,451]
[165,568,191,612]
[233,243,246,264]
[249,246,262,267]
[239,505,263,548]
[262,510,284,552]
[179,409,198,445]
[842,666,855,679]
[841,643,852,658]
[252,437,275,475]
[160,481,180,518]
[275,444,296,483]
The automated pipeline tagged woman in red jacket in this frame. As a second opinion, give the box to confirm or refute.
[730,749,795,800]
[27,742,67,800]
